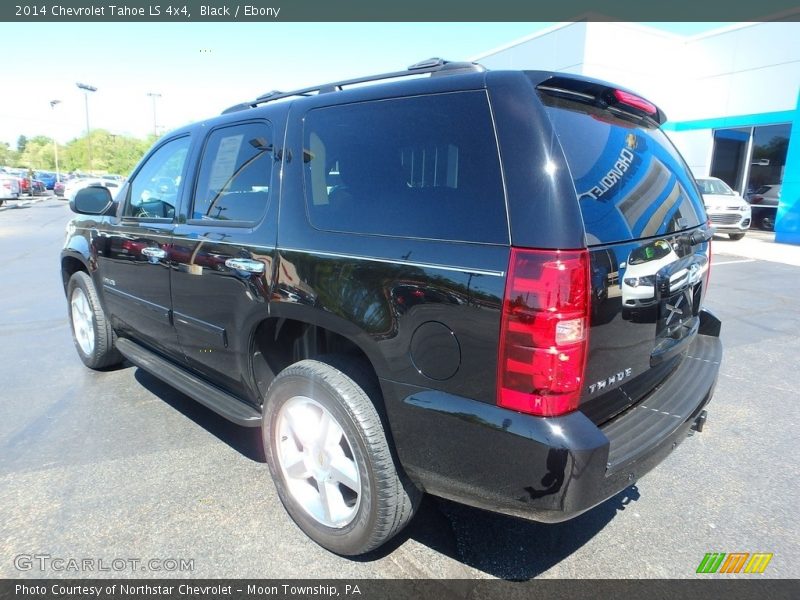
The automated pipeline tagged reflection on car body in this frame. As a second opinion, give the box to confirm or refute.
[621,239,677,308]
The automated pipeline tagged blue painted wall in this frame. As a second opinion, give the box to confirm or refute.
[775,91,800,245]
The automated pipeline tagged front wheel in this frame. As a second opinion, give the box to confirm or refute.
[263,359,420,555]
[67,271,123,369]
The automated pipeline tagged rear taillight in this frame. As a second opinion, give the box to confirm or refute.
[613,89,657,115]
[497,248,590,417]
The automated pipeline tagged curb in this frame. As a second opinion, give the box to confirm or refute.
[0,196,48,211]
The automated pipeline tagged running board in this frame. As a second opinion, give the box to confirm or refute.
[116,337,262,427]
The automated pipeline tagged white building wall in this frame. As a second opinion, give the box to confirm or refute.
[472,21,800,180]
[580,23,686,118]
[476,22,588,73]
[666,130,715,177]
[676,23,800,120]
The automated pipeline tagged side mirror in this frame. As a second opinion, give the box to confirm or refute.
[71,185,115,216]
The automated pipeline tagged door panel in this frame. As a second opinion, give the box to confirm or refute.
[169,234,276,399]
[97,135,192,356]
[170,120,279,402]
[99,223,176,353]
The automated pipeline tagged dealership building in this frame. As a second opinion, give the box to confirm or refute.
[474,21,800,245]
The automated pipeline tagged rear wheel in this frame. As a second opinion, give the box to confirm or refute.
[262,358,420,555]
[67,271,123,369]
[728,232,745,241]
[761,215,775,231]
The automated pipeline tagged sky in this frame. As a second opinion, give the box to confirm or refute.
[0,22,731,148]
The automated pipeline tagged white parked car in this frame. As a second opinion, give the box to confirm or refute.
[64,178,122,202]
[695,177,751,240]
[621,239,680,309]
[0,174,20,204]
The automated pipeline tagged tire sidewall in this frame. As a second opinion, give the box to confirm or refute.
[263,367,380,555]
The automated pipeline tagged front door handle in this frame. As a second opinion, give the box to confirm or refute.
[141,247,166,259]
[225,258,265,274]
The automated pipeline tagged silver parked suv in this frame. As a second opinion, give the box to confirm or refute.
[696,177,751,240]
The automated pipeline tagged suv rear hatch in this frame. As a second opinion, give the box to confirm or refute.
[532,74,712,426]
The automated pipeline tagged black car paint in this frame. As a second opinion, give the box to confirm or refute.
[62,69,721,523]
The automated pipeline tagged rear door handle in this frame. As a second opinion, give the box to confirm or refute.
[225,258,265,274]
[141,247,166,259]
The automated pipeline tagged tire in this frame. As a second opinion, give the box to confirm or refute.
[262,358,420,555]
[67,271,123,369]
[761,215,775,231]
[729,232,745,241]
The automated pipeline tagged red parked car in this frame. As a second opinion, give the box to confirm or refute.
[19,177,47,196]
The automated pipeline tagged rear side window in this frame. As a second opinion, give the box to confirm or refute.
[541,95,704,245]
[192,121,273,223]
[303,92,508,244]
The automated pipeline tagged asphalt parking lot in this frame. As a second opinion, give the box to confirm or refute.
[1,196,798,580]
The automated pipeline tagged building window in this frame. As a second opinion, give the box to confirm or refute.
[710,124,791,196]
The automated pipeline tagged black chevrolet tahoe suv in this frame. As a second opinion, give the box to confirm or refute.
[62,59,722,556]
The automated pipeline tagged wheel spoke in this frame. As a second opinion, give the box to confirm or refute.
[319,413,345,451]
[282,413,305,450]
[283,452,309,480]
[329,455,359,492]
[317,479,335,523]
[285,404,315,447]
[316,411,332,447]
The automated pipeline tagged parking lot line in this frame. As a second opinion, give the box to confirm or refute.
[712,258,756,265]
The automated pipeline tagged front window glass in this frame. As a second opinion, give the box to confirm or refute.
[125,136,190,219]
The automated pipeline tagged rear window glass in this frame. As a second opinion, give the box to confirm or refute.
[302,91,508,244]
[541,95,704,245]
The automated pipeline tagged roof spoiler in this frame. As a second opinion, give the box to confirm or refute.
[533,73,668,125]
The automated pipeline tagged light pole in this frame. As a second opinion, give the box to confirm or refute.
[146,92,161,138]
[49,100,61,182]
[76,82,97,173]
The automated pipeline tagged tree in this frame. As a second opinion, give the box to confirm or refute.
[0,142,18,166]
[18,136,58,170]
[8,130,153,175]
[61,129,151,176]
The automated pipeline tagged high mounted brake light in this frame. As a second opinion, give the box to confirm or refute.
[497,248,590,417]
[535,75,667,124]
[613,89,657,115]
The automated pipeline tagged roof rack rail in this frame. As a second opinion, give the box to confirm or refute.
[221,58,484,114]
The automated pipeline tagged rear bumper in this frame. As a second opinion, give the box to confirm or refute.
[384,327,722,523]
